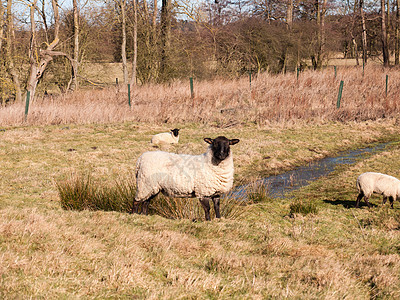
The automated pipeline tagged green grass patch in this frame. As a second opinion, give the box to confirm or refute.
[289,199,318,216]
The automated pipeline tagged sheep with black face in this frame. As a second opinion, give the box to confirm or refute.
[133,136,240,220]
[151,128,180,145]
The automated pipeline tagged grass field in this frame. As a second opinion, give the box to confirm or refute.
[1,66,400,298]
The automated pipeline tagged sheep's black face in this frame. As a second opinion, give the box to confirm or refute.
[171,128,180,137]
[204,136,240,165]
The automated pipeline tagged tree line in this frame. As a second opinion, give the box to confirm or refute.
[1,0,399,103]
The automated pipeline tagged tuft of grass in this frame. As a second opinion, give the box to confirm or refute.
[56,174,135,213]
[246,181,272,203]
[289,199,318,216]
[56,174,96,211]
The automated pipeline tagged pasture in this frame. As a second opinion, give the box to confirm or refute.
[1,66,400,298]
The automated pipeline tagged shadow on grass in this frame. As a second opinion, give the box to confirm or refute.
[323,198,378,209]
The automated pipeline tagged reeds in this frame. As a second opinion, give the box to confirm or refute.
[56,174,135,213]
[1,65,399,126]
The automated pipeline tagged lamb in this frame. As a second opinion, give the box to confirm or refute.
[133,136,240,220]
[151,128,180,145]
[356,172,400,208]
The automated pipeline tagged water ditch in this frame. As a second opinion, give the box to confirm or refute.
[235,142,390,199]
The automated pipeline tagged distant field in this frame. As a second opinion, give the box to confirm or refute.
[1,67,400,298]
[78,56,385,87]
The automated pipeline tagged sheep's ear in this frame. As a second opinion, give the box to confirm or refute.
[204,138,213,144]
[229,139,240,145]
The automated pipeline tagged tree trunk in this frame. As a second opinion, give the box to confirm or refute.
[152,0,158,81]
[120,0,128,84]
[314,0,326,70]
[320,0,326,66]
[352,36,360,65]
[286,0,293,29]
[360,0,368,65]
[395,0,399,65]
[381,0,390,67]
[153,0,157,30]
[387,0,390,60]
[160,0,172,81]
[26,0,61,101]
[6,0,22,103]
[0,0,4,51]
[130,0,138,86]
[72,0,79,90]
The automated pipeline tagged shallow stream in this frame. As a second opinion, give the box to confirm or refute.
[236,142,390,199]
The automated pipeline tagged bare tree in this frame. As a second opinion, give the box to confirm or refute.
[350,0,359,65]
[118,0,129,83]
[26,0,75,101]
[130,0,138,86]
[153,0,157,30]
[381,0,389,66]
[5,0,22,102]
[313,0,327,70]
[286,0,293,29]
[72,0,79,90]
[160,0,172,80]
[360,0,368,65]
[0,0,4,52]
[395,0,399,65]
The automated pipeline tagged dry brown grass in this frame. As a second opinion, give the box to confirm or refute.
[1,65,400,126]
[2,66,400,298]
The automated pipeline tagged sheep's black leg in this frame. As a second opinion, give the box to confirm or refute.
[389,196,394,209]
[132,201,140,214]
[199,198,211,221]
[364,196,371,208]
[382,196,387,205]
[142,199,151,215]
[356,192,364,208]
[212,196,221,219]
[142,193,159,215]
[132,193,158,215]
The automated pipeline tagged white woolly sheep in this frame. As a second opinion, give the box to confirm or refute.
[151,128,180,145]
[356,172,400,208]
[133,136,240,220]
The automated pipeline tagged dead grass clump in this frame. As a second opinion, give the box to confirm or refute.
[289,199,318,216]
[245,180,273,203]
[56,174,135,213]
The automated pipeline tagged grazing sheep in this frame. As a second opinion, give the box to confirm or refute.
[356,172,400,208]
[133,136,240,220]
[151,128,180,145]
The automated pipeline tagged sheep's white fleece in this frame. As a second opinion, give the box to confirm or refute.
[357,172,400,199]
[135,147,234,201]
[151,132,179,144]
